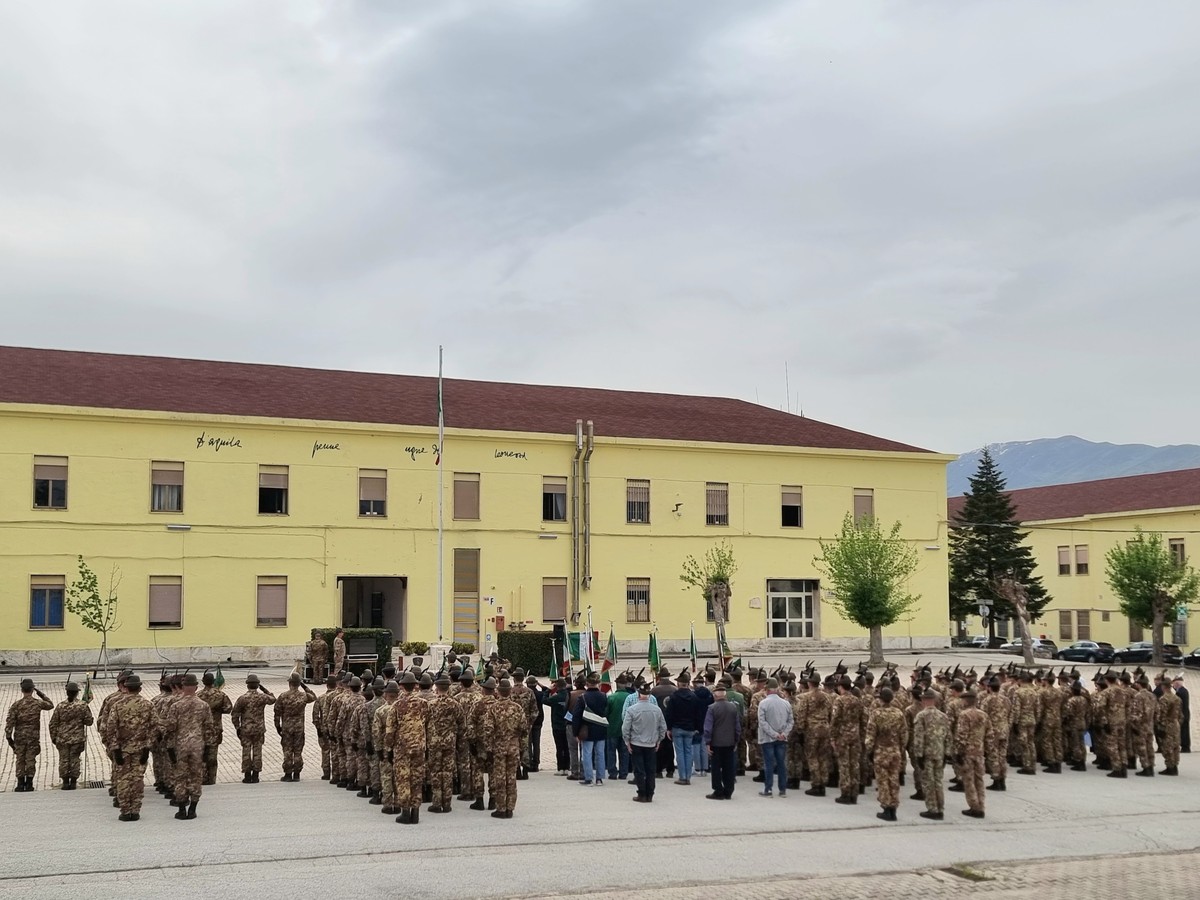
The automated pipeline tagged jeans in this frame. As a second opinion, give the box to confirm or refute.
[632,744,658,799]
[761,740,787,792]
[606,737,630,780]
[710,745,736,797]
[673,729,696,780]
[581,739,606,783]
[693,732,709,773]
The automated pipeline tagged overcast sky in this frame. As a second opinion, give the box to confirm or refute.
[2,2,1197,454]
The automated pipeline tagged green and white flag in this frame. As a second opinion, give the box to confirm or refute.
[648,628,660,671]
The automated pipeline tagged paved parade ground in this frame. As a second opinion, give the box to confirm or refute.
[2,651,1197,898]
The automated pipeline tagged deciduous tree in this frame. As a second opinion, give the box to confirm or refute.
[1105,530,1198,666]
[66,556,122,675]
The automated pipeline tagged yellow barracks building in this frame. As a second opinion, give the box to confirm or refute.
[0,346,953,667]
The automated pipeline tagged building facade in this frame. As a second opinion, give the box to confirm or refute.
[950,469,1199,648]
[1,347,953,666]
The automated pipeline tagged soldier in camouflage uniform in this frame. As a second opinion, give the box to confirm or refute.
[49,680,93,789]
[865,687,907,821]
[107,674,154,820]
[1037,671,1064,774]
[339,677,367,792]
[911,689,950,820]
[981,677,1012,790]
[510,669,537,779]
[5,678,54,791]
[149,675,175,796]
[375,681,400,812]
[1156,680,1182,775]
[783,681,804,788]
[830,676,862,804]
[954,691,992,819]
[333,629,347,676]
[1013,672,1041,775]
[470,677,499,810]
[361,677,387,801]
[1098,670,1129,778]
[97,671,132,797]
[163,673,215,819]
[308,629,329,682]
[1130,675,1157,777]
[313,675,338,780]
[386,670,430,824]
[1063,681,1090,770]
[274,672,316,781]
[485,678,529,818]
[803,672,832,796]
[455,670,481,802]
[197,672,233,785]
[231,673,275,783]
[746,671,767,776]
[730,668,752,774]
[427,673,462,812]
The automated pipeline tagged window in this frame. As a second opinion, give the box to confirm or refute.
[1128,619,1144,643]
[452,548,481,645]
[767,579,818,638]
[151,461,184,512]
[256,576,287,626]
[359,469,387,517]
[542,577,567,622]
[1173,619,1189,646]
[1057,546,1071,576]
[542,476,567,522]
[1101,611,1111,623]
[1058,609,1072,641]
[1170,539,1186,566]
[33,456,68,509]
[626,577,651,623]
[626,479,650,524]
[853,488,874,524]
[453,473,480,520]
[149,576,183,628]
[1074,545,1089,576]
[781,486,802,528]
[706,482,729,526]
[1077,610,1091,641]
[258,465,289,515]
[30,576,65,629]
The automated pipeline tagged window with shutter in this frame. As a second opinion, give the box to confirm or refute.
[256,576,288,626]
[258,465,289,515]
[781,486,802,528]
[359,469,387,517]
[151,461,184,512]
[542,577,567,621]
[149,576,183,628]
[453,473,480,520]
[33,456,68,509]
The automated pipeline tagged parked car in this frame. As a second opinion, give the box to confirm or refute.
[1111,641,1183,665]
[1054,641,1115,664]
[966,635,989,648]
[1184,648,1200,669]
[999,637,1058,658]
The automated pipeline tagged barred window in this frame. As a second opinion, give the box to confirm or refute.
[626,479,650,524]
[626,577,651,623]
[706,482,729,526]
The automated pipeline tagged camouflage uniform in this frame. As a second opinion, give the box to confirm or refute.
[955,705,992,815]
[484,691,529,815]
[373,690,397,809]
[327,687,350,783]
[1130,686,1157,773]
[49,697,93,783]
[980,689,1012,780]
[108,690,155,816]
[804,685,833,790]
[1097,678,1129,774]
[360,688,385,796]
[230,683,276,775]
[309,634,329,681]
[333,634,347,675]
[471,690,499,804]
[911,705,950,815]
[385,686,430,819]
[164,693,215,805]
[747,686,766,771]
[427,687,461,810]
[732,677,752,772]
[196,683,233,784]
[314,685,338,779]
[454,681,482,799]
[865,705,907,813]
[510,679,538,772]
[341,690,367,787]
[274,685,316,776]
[1156,686,1182,772]
[6,691,54,782]
[1090,684,1110,767]
[1037,681,1064,769]
[150,687,176,790]
[1013,681,1041,772]
[830,690,863,799]
[1063,690,1091,768]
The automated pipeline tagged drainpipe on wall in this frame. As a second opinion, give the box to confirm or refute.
[582,420,594,592]
[571,420,584,624]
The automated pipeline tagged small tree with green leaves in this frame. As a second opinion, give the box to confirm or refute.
[680,541,737,624]
[1105,530,1199,666]
[815,514,920,665]
[66,556,122,675]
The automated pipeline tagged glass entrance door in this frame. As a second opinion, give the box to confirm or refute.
[766,579,819,638]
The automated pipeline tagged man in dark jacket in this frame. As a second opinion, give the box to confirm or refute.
[572,674,609,785]
[650,667,677,778]
[526,676,547,772]
[666,672,703,785]
[542,679,571,775]
[1173,676,1191,753]
[693,676,715,776]
[704,684,743,799]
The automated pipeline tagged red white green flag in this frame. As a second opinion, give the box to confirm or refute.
[601,625,618,685]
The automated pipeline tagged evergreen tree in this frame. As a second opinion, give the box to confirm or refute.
[949,448,1050,638]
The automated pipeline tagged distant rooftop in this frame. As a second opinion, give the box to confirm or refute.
[948,468,1200,522]
[0,346,933,454]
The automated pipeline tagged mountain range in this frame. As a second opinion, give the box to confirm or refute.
[948,436,1200,497]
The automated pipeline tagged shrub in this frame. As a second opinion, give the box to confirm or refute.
[400,640,430,656]
[450,641,477,655]
[497,630,556,676]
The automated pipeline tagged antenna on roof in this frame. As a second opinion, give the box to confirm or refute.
[784,361,791,414]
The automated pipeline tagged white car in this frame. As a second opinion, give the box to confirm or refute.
[999,638,1057,658]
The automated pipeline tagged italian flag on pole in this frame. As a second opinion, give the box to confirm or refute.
[689,621,698,673]
[600,625,618,687]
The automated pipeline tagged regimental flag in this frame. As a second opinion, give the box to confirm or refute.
[689,622,698,673]
[601,625,618,686]
[81,676,93,704]
[475,654,485,678]
[584,608,597,675]
[214,664,225,689]
[648,628,660,671]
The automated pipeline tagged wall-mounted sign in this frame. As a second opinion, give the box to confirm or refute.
[195,431,242,452]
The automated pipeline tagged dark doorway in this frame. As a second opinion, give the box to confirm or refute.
[338,576,406,640]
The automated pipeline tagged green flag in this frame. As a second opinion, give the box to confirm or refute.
[475,654,484,678]
[81,676,93,704]
[214,664,225,689]
[648,630,660,671]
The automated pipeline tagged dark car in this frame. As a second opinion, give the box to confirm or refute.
[1112,641,1184,665]
[1054,641,1115,664]
[1184,648,1200,669]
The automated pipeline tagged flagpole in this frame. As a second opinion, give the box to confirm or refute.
[436,345,445,643]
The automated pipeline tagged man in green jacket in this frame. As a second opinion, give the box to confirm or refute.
[606,676,632,781]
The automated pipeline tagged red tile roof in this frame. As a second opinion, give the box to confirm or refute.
[0,346,933,454]
[948,468,1200,522]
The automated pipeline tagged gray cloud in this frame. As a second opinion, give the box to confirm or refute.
[1,1,1198,454]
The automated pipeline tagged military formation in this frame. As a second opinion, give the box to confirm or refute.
[2,653,1189,830]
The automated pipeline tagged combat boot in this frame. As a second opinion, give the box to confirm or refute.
[834,793,857,805]
[805,785,826,797]
[25,777,35,792]
[423,784,433,803]
[429,805,444,813]
[1070,762,1086,772]
[909,789,925,801]
[488,795,496,810]
[470,797,485,810]
[118,812,133,822]
[396,808,411,824]
[252,770,261,783]
[962,809,985,819]
[1136,767,1154,777]
[1160,766,1179,775]
[504,810,513,818]
[410,806,419,824]
[242,771,253,784]
[1106,767,1127,778]
[356,785,370,797]
[369,790,383,805]
[321,770,331,780]
[986,778,1006,791]
[491,809,506,818]
[898,773,905,786]
[918,810,944,820]
[1044,762,1062,774]
[458,793,474,802]
[1017,767,1036,775]
[382,805,397,815]
[113,797,121,808]
[280,773,292,782]
[787,777,800,790]
[186,801,197,820]
[948,783,965,792]
[175,805,188,820]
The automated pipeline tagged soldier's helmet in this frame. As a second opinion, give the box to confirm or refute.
[288,672,302,685]
[181,673,198,687]
[19,678,34,690]
[202,672,216,686]
[419,673,433,689]
[65,681,80,692]
[459,669,475,683]
[349,677,362,689]
[325,675,338,687]
[398,671,418,686]
[435,674,451,688]
[922,688,937,700]
[525,675,538,687]
[498,678,512,694]
[658,666,671,680]
[125,674,143,690]
[372,676,385,690]
[513,668,525,679]
[246,674,261,685]
[383,681,400,695]
[482,677,497,691]
[361,669,374,683]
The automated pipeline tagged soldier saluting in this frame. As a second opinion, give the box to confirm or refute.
[49,680,93,790]
[6,678,54,791]
[231,673,275,783]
